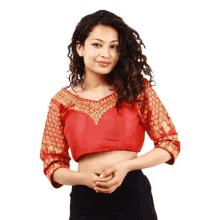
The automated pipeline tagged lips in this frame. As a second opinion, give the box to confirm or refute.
[97,61,111,64]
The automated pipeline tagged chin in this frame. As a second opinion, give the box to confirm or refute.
[95,69,112,75]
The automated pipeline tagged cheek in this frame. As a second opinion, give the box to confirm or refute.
[113,50,119,59]
[113,53,119,64]
[83,52,96,67]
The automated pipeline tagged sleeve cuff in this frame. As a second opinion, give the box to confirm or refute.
[45,162,70,188]
[154,141,180,165]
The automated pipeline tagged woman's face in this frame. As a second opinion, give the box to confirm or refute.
[76,25,119,76]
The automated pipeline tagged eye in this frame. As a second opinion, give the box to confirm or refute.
[111,45,119,49]
[92,43,101,47]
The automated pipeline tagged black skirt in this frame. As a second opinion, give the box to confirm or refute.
[69,169,158,220]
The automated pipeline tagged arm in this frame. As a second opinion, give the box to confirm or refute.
[126,148,172,172]
[40,100,72,188]
[136,78,180,166]
[40,100,111,189]
[53,168,83,186]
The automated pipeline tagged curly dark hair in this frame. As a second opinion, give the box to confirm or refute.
[65,9,155,114]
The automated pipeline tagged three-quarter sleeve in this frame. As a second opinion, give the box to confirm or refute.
[40,99,71,188]
[137,78,180,165]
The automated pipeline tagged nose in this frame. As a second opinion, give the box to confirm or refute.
[100,47,110,58]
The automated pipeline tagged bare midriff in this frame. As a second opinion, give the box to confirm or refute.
[77,150,138,173]
[68,85,138,174]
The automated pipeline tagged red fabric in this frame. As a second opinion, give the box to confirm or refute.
[137,79,180,165]
[40,78,180,188]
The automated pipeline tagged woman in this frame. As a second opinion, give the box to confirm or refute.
[40,10,181,220]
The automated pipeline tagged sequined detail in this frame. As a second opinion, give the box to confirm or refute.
[40,102,71,188]
[137,78,180,165]
[53,88,118,125]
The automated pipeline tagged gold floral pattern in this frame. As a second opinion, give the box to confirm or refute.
[40,90,118,188]
[53,88,118,125]
[40,102,71,188]
[137,78,180,165]
[40,80,180,189]
[161,121,171,133]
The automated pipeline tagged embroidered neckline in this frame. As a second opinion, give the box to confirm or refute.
[62,88,117,103]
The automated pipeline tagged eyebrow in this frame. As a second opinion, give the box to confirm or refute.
[91,38,119,43]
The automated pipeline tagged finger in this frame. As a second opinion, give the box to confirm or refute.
[96,173,112,182]
[95,174,112,182]
[96,178,117,188]
[100,168,116,179]
[98,174,113,182]
[93,169,103,176]
[95,175,113,187]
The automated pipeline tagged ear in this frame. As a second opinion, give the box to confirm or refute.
[76,41,84,57]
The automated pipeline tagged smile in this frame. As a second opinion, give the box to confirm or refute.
[98,62,111,67]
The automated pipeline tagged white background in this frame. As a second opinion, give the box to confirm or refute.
[1,0,219,219]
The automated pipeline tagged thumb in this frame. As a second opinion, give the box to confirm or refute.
[93,169,103,176]
[99,168,113,179]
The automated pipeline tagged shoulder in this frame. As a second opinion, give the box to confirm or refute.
[66,85,82,95]
[50,87,77,108]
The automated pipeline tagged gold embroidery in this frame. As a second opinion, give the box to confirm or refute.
[48,146,53,154]
[40,100,72,188]
[154,125,159,131]
[161,121,171,133]
[137,78,180,164]
[52,88,118,126]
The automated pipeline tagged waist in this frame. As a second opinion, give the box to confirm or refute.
[77,150,138,173]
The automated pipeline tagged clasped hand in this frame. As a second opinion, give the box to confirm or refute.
[93,161,130,194]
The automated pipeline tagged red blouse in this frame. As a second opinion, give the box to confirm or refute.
[40,78,181,188]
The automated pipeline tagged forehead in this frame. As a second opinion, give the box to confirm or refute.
[87,25,118,41]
